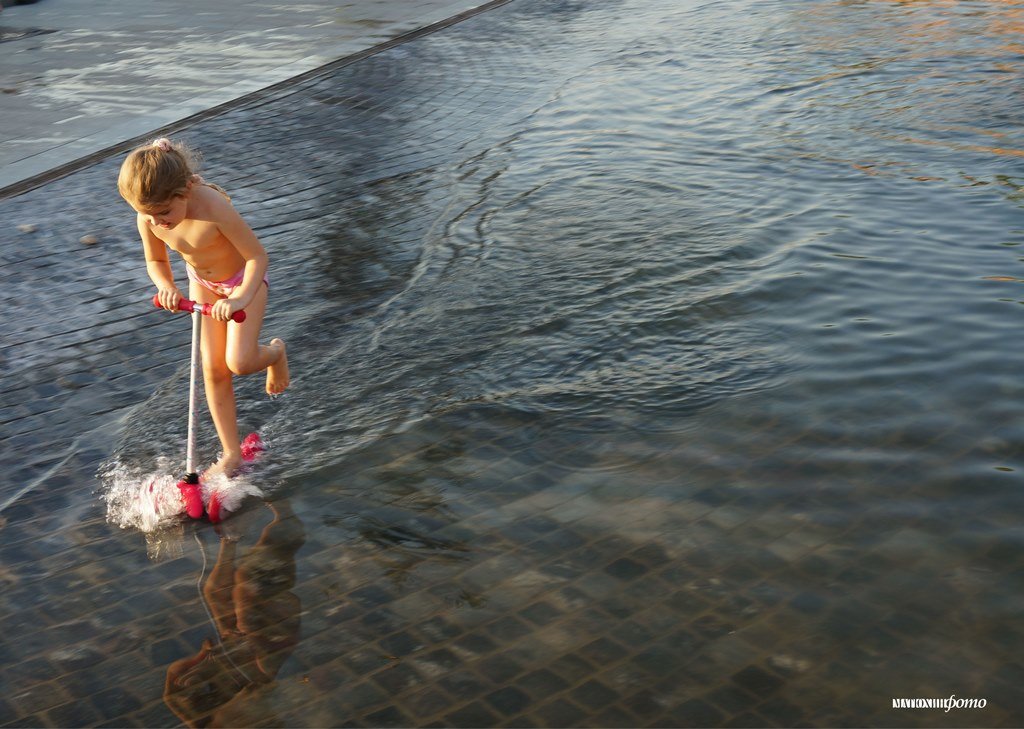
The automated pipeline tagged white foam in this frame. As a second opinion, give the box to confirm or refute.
[201,471,265,514]
[99,459,265,533]
[101,463,184,532]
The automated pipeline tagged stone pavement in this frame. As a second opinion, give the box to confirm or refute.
[2,0,1024,726]
[0,0,499,194]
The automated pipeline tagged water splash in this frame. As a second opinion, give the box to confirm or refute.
[99,458,265,534]
[100,458,185,533]
[200,471,264,517]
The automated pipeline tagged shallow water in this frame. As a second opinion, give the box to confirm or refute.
[6,0,1024,725]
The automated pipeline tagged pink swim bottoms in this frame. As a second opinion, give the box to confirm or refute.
[186,264,268,297]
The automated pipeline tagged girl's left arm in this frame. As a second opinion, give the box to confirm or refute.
[212,201,268,320]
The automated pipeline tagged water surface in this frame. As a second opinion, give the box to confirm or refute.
[4,0,1024,725]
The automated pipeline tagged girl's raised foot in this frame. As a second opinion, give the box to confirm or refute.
[267,338,289,395]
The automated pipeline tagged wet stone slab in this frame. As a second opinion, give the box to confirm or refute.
[8,403,1018,725]
[3,0,1024,727]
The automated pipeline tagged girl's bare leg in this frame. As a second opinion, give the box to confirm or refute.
[223,283,289,395]
[192,281,243,476]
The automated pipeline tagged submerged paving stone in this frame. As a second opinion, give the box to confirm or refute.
[532,697,590,726]
[515,668,570,701]
[445,701,501,727]
[2,0,1022,726]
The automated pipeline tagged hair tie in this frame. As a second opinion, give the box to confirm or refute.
[151,138,172,152]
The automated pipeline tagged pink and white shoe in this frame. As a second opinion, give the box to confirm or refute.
[240,432,266,462]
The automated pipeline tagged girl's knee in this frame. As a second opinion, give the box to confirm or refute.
[225,350,257,376]
[203,360,233,383]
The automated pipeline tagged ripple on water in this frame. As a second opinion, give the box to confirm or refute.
[95,0,1024,593]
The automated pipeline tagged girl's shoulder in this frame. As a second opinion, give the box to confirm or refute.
[191,180,235,217]
[202,180,232,201]
[191,174,231,199]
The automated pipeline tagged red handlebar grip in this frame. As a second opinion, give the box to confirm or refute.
[152,294,246,322]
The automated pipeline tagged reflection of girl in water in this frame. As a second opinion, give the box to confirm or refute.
[164,502,305,727]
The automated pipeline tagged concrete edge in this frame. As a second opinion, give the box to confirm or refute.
[0,0,513,201]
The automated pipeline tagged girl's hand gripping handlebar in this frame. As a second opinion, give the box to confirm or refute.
[152,294,247,322]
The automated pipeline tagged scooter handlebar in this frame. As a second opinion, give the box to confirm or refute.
[152,294,246,322]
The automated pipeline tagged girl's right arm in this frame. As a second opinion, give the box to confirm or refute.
[138,215,182,311]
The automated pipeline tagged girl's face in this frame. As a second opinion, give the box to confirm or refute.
[136,191,189,230]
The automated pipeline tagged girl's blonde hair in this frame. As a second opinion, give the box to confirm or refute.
[117,138,200,209]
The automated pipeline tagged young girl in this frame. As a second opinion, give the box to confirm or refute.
[118,138,289,478]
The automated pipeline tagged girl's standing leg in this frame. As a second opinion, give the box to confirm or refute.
[191,280,242,475]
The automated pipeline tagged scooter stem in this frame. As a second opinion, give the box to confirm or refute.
[185,309,201,476]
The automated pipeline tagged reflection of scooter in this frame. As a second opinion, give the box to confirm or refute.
[164,501,305,728]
